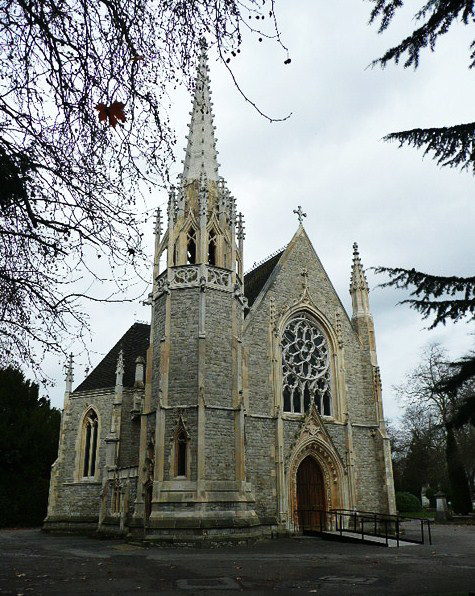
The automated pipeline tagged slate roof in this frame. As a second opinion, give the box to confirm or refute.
[244,250,284,310]
[74,322,150,393]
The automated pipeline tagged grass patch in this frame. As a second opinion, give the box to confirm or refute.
[399,511,434,519]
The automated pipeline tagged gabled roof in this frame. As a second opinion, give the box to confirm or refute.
[74,322,150,393]
[244,250,284,310]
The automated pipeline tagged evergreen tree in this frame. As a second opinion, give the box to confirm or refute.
[446,425,472,515]
[369,2,475,423]
[0,367,61,527]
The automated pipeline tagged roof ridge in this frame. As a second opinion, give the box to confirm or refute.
[244,246,287,277]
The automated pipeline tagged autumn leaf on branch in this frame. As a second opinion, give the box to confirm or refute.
[95,101,126,128]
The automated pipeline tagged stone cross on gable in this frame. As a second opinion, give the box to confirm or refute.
[293,205,307,225]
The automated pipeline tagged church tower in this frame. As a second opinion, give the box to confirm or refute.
[132,49,258,541]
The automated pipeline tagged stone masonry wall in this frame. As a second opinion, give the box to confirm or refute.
[205,289,233,408]
[205,409,235,481]
[244,228,390,515]
[245,417,276,522]
[168,289,199,407]
[118,389,141,468]
[49,389,113,520]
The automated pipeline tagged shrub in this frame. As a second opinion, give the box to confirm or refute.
[396,491,422,513]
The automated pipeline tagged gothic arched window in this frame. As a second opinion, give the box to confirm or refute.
[208,229,217,266]
[81,408,99,478]
[175,430,188,477]
[281,314,332,416]
[186,228,197,264]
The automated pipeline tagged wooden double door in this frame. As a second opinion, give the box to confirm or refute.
[296,456,326,532]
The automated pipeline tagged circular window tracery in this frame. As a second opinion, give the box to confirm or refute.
[281,314,331,415]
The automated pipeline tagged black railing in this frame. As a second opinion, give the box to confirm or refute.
[296,508,432,546]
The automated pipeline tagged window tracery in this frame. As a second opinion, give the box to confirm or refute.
[281,314,332,416]
[186,228,197,264]
[208,229,217,266]
[82,408,98,478]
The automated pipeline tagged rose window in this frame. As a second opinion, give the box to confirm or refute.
[281,314,331,415]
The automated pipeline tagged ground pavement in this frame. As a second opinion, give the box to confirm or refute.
[0,524,474,595]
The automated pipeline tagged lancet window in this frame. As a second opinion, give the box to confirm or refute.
[281,314,332,416]
[81,408,99,478]
[208,229,217,266]
[175,430,188,477]
[186,228,197,264]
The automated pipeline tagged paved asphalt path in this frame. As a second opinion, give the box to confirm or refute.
[0,524,474,595]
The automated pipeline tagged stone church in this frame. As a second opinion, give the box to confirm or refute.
[44,52,396,542]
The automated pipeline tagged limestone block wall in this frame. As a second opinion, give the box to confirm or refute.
[48,389,113,521]
[118,389,141,468]
[245,417,276,521]
[205,409,235,481]
[352,427,389,511]
[151,295,167,410]
[205,290,233,408]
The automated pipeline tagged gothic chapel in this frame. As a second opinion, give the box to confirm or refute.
[45,52,396,542]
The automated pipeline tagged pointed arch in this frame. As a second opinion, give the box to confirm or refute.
[288,426,348,532]
[78,407,100,480]
[207,228,217,266]
[172,415,191,479]
[186,226,197,265]
[278,304,344,420]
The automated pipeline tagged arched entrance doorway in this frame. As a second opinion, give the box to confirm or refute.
[296,456,326,532]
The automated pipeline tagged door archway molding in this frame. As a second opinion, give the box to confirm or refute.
[287,404,348,530]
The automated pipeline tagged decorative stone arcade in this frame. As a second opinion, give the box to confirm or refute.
[130,49,259,542]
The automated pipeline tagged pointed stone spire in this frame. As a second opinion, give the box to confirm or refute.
[64,353,74,395]
[182,45,219,183]
[350,242,370,317]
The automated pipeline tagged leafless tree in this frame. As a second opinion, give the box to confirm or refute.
[0,0,289,376]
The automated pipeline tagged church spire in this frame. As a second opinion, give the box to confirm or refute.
[350,242,370,317]
[182,46,219,183]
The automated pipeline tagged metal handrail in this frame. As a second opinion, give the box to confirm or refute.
[295,508,432,546]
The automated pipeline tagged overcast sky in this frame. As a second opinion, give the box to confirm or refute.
[40,2,475,422]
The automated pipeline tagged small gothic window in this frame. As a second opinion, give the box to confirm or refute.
[176,431,187,477]
[187,228,196,264]
[208,229,217,266]
[281,314,332,416]
[111,483,121,514]
[82,409,98,477]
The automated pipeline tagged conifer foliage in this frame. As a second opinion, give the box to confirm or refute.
[0,367,61,527]
[369,1,475,172]
[369,1,475,424]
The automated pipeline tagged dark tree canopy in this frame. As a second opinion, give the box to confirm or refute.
[0,0,288,375]
[369,0,475,174]
[369,1,475,425]
[373,268,475,329]
[0,367,61,527]
[390,345,474,512]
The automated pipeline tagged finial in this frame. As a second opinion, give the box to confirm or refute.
[293,206,307,225]
[237,212,245,240]
[116,348,124,377]
[199,173,208,217]
[154,207,162,238]
[350,242,369,297]
[64,353,74,393]
[167,186,176,225]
